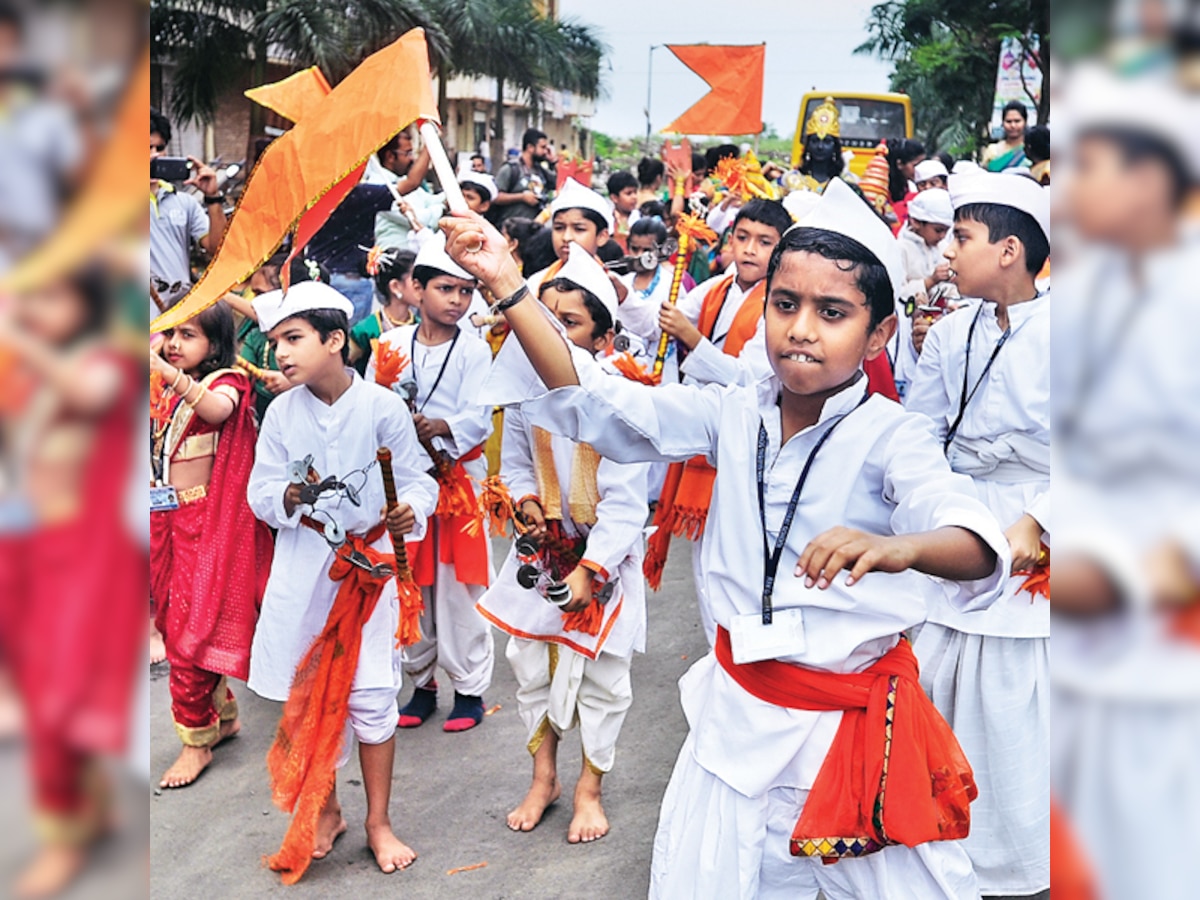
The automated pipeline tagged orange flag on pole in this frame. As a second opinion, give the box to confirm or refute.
[244,65,332,124]
[150,28,438,333]
[661,44,765,136]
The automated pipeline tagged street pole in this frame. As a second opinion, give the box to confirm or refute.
[644,44,659,156]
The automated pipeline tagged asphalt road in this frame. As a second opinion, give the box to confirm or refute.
[149,535,708,899]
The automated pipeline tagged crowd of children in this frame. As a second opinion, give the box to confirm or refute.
[145,114,1052,898]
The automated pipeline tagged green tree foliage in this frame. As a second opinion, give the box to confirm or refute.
[152,0,605,165]
[856,0,1048,157]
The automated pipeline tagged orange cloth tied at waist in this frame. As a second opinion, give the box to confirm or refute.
[714,626,977,862]
[406,446,489,588]
[266,521,392,885]
[644,280,764,588]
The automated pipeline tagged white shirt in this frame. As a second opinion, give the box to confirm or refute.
[246,373,438,701]
[367,324,493,480]
[618,263,680,382]
[907,295,1051,637]
[520,339,1009,794]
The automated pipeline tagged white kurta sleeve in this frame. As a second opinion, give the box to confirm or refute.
[581,458,649,579]
[675,280,710,327]
[500,407,539,502]
[679,317,771,387]
[904,317,952,440]
[248,400,304,530]
[518,337,725,466]
[878,412,1010,611]
[1025,489,1051,534]
[435,338,494,459]
[378,394,439,542]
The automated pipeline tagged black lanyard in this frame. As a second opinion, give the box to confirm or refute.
[409,327,459,414]
[755,391,869,624]
[943,304,1011,452]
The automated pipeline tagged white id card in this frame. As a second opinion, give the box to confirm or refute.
[150,484,180,512]
[728,607,806,664]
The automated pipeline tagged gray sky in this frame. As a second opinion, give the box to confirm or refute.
[559,0,898,139]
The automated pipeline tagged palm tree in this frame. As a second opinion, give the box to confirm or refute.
[423,0,605,163]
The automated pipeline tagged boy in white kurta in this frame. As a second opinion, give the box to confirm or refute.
[478,243,649,845]
[441,179,1010,899]
[368,234,496,732]
[246,282,438,878]
[892,188,960,401]
[906,172,1050,898]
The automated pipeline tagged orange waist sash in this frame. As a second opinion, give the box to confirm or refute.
[713,626,977,863]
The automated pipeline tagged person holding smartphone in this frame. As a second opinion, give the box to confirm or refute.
[150,108,227,314]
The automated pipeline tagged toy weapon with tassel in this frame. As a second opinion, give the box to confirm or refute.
[652,214,718,377]
[376,446,425,646]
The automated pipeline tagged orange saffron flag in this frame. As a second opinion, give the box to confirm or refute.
[662,44,765,136]
[244,65,332,124]
[150,28,439,333]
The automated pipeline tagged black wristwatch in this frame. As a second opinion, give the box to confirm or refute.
[203,193,226,205]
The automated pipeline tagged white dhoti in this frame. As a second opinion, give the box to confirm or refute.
[401,552,495,698]
[505,635,632,773]
[650,733,980,900]
[336,684,402,768]
[914,625,1050,895]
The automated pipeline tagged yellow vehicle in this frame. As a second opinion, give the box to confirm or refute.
[790,91,913,178]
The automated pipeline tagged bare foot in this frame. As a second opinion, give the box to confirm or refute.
[149,624,166,665]
[506,774,561,832]
[13,844,85,898]
[158,745,212,789]
[365,821,416,873]
[212,717,240,748]
[311,804,348,859]
[568,778,609,844]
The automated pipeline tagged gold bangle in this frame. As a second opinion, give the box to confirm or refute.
[183,376,205,407]
[169,369,186,392]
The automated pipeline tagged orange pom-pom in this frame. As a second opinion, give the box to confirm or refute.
[675,212,718,247]
[372,339,410,389]
[612,351,661,385]
[467,475,518,538]
[561,598,604,636]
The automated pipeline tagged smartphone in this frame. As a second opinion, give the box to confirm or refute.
[917,304,946,319]
[151,157,192,183]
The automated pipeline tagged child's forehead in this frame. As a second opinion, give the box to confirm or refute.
[542,284,588,313]
[267,315,318,339]
[772,251,867,299]
[553,208,593,225]
[427,272,476,289]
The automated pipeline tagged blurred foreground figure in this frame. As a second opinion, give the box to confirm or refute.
[0,269,142,896]
[1052,65,1200,900]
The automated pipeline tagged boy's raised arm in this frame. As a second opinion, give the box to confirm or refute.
[441,211,579,389]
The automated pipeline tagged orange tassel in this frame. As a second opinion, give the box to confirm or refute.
[372,339,410,389]
[674,212,719,246]
[393,576,425,647]
[467,475,519,538]
[612,351,661,385]
[149,370,173,427]
[1015,544,1050,601]
[561,598,604,636]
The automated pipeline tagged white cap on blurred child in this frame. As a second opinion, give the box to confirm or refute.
[459,172,497,202]
[914,159,949,183]
[556,242,619,325]
[907,188,954,227]
[1064,63,1200,177]
[549,178,615,233]
[948,171,1049,242]
[415,232,475,281]
[793,177,907,297]
[253,281,355,334]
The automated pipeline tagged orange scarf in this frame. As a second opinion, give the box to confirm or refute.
[1050,798,1099,900]
[644,278,764,588]
[714,627,976,862]
[266,524,393,884]
[406,446,490,587]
